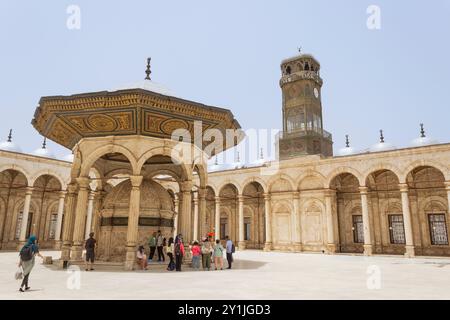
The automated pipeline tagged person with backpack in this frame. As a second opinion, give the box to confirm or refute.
[18,235,43,292]
[166,237,175,271]
[201,237,213,271]
[84,232,96,271]
[225,236,234,269]
[174,234,185,272]
[213,239,224,270]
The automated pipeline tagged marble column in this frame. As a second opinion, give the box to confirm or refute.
[359,187,372,256]
[173,193,179,239]
[84,191,95,240]
[238,195,245,250]
[292,192,302,251]
[399,183,415,258]
[215,196,221,240]
[18,187,34,245]
[263,193,272,251]
[124,175,143,270]
[179,181,193,244]
[70,177,91,261]
[91,190,105,241]
[54,190,66,248]
[324,189,336,253]
[198,188,207,240]
[193,192,199,241]
[60,183,78,263]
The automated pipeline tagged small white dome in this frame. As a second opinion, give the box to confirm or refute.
[113,80,175,97]
[410,136,439,147]
[370,142,395,153]
[62,153,74,162]
[337,146,357,156]
[0,140,22,153]
[33,147,56,159]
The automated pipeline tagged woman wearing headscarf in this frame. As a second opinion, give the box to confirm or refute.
[18,235,43,292]
[174,234,185,272]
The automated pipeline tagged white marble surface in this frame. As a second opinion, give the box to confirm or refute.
[2,250,450,300]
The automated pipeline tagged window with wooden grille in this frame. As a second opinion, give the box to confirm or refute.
[352,215,364,243]
[428,214,449,245]
[388,214,406,244]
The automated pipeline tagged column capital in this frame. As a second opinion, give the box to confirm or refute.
[445,181,450,190]
[238,194,245,203]
[58,190,67,198]
[129,175,143,188]
[88,191,96,201]
[398,183,409,193]
[323,188,336,197]
[263,193,271,201]
[76,177,91,189]
[180,180,193,192]
[25,186,34,195]
[214,196,221,204]
[67,182,78,194]
[292,191,300,199]
[193,191,199,203]
[358,186,368,194]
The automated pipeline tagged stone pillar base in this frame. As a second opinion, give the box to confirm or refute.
[263,242,272,251]
[326,243,337,254]
[124,247,136,271]
[70,245,83,261]
[363,244,373,256]
[238,241,246,251]
[54,240,63,250]
[404,245,415,258]
[293,243,302,252]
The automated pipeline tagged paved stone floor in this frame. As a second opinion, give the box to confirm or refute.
[1,250,450,299]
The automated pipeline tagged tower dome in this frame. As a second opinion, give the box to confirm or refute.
[0,129,22,153]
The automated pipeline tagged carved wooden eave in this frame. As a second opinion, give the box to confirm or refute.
[32,88,243,154]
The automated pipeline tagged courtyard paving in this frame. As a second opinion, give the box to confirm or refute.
[1,250,450,299]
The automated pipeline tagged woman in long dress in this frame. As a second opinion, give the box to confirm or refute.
[18,235,43,292]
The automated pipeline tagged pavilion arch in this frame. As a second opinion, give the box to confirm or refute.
[29,171,66,190]
[80,144,138,177]
[362,163,402,186]
[0,165,31,186]
[241,177,268,194]
[325,167,364,188]
[402,160,449,183]
[268,174,296,193]
[136,146,195,182]
[296,171,326,190]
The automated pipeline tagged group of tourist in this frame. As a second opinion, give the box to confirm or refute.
[15,230,236,291]
[136,232,235,272]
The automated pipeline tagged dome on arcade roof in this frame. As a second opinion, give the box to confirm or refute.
[0,129,22,153]
[410,124,439,147]
[32,138,56,159]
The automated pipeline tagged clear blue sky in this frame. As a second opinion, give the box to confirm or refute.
[0,0,449,160]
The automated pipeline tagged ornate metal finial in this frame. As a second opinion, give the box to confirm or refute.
[420,123,426,138]
[379,130,385,143]
[42,137,47,149]
[7,129,12,142]
[297,46,302,54]
[260,147,264,159]
[145,57,151,80]
[345,135,350,148]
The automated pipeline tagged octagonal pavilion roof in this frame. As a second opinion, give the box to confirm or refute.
[32,81,242,155]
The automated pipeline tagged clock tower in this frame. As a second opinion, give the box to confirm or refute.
[277,53,333,159]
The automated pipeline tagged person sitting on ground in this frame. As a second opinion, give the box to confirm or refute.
[213,239,225,270]
[136,246,148,270]
[191,241,201,270]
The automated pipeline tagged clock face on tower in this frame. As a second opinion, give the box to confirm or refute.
[314,88,319,98]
